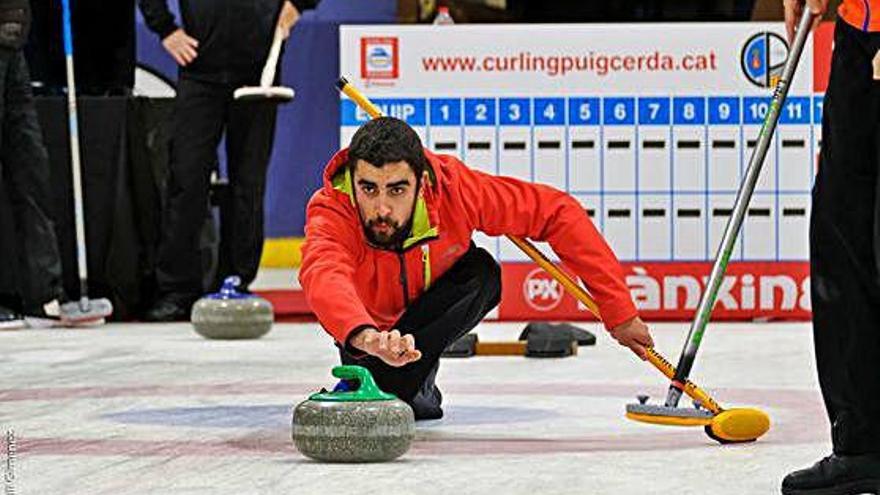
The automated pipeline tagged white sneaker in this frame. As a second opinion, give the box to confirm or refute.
[23,299,62,328]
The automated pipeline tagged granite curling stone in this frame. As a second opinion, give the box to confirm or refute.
[190,276,273,340]
[292,365,415,463]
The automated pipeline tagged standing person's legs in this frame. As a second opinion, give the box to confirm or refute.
[340,243,501,419]
[220,99,277,290]
[1,50,64,314]
[147,78,227,320]
[0,47,23,327]
[810,19,880,457]
[783,18,880,495]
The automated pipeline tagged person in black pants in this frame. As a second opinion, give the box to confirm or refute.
[138,0,318,321]
[782,0,880,493]
[340,243,501,419]
[0,0,66,328]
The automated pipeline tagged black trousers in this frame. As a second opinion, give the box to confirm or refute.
[155,77,277,297]
[340,243,502,419]
[811,19,880,456]
[0,48,63,313]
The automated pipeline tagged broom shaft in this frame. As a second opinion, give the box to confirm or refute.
[260,28,285,88]
[61,0,89,301]
[664,8,814,408]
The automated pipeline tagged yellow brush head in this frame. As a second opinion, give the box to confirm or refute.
[706,408,771,443]
[625,404,771,443]
[625,411,713,427]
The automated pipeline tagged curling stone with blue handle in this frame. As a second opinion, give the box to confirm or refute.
[190,276,273,340]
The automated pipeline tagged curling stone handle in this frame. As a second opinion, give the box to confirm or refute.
[220,276,243,295]
[319,365,395,401]
[332,365,383,398]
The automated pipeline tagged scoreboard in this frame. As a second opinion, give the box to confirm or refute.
[339,23,834,321]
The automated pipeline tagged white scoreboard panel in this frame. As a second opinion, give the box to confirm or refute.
[340,23,825,320]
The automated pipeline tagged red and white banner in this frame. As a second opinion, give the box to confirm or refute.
[499,261,811,321]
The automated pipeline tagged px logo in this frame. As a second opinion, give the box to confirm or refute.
[523,268,563,311]
[741,31,789,88]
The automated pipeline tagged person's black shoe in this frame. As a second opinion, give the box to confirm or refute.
[0,304,25,330]
[782,454,880,494]
[410,383,444,421]
[143,294,196,322]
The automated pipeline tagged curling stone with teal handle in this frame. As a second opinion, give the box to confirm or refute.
[190,276,274,339]
[292,365,415,462]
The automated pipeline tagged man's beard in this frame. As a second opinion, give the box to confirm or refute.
[356,177,421,249]
[363,215,412,248]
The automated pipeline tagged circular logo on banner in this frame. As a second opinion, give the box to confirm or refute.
[741,32,789,88]
[522,268,563,312]
[368,46,393,69]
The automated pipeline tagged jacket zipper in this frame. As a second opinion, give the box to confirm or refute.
[397,252,410,306]
[421,244,432,290]
[368,236,437,307]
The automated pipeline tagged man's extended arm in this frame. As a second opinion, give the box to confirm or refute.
[453,160,637,329]
[450,157,653,358]
[299,197,424,366]
[298,197,378,345]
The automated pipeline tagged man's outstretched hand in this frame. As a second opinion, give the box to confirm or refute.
[609,316,654,360]
[350,328,422,367]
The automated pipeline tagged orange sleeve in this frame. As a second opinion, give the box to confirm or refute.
[450,159,638,330]
[298,193,377,344]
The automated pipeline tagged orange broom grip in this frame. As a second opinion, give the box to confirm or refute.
[338,77,383,119]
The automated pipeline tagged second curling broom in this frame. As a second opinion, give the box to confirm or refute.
[625,9,816,442]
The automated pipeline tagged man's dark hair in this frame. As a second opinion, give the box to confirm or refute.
[347,117,427,178]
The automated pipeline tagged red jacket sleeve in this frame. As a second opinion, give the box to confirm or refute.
[298,192,377,344]
[451,159,638,330]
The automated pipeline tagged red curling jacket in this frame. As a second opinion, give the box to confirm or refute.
[299,148,638,346]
